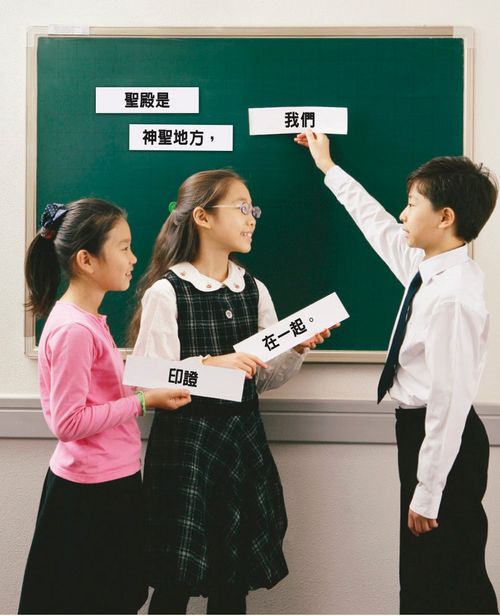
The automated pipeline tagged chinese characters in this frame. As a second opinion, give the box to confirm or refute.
[284,111,316,129]
[262,318,308,352]
[168,368,199,387]
[142,128,205,147]
[125,91,171,108]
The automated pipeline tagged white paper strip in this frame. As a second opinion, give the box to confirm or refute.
[234,292,349,361]
[129,124,233,151]
[123,356,245,402]
[248,106,348,135]
[96,87,199,114]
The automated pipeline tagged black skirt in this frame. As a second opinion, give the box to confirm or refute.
[18,469,147,615]
[143,404,288,595]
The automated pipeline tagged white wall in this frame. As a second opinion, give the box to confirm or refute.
[1,1,500,614]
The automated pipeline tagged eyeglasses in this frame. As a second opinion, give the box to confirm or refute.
[210,202,262,219]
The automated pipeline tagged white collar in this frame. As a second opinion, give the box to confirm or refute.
[419,244,469,284]
[169,261,247,292]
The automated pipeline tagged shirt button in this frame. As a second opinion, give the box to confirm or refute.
[206,284,212,289]
[225,310,233,319]
[235,284,240,289]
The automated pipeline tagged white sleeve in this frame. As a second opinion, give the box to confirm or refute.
[325,165,424,285]
[254,279,305,393]
[133,280,181,360]
[410,300,487,519]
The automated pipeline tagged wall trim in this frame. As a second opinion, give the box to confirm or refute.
[2,397,500,444]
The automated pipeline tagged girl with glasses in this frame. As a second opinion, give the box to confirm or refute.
[128,169,331,614]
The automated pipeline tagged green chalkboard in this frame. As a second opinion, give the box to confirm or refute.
[33,33,464,355]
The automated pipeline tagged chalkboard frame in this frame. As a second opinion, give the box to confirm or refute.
[24,26,473,362]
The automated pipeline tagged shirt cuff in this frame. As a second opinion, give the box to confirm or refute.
[284,347,306,369]
[292,346,309,357]
[410,484,443,519]
[324,165,351,194]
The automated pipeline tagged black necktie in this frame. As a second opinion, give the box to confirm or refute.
[377,271,422,403]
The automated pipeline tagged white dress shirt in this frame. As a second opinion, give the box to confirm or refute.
[133,260,306,394]
[325,165,490,519]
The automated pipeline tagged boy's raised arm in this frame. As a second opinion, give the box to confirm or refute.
[295,130,422,286]
[294,130,335,174]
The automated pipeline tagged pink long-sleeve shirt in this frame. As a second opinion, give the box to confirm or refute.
[38,301,142,484]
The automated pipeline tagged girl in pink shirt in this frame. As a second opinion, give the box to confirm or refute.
[19,199,191,615]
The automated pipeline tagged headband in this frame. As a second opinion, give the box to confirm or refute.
[40,203,68,240]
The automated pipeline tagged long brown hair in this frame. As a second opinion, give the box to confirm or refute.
[128,169,245,346]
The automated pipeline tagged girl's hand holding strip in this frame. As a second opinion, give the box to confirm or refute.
[203,352,268,379]
[293,325,339,353]
[144,388,191,411]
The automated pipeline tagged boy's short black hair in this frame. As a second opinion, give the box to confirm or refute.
[407,156,498,242]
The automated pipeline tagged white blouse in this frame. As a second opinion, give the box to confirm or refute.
[133,260,305,394]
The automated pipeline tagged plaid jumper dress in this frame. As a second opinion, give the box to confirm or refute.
[143,270,288,595]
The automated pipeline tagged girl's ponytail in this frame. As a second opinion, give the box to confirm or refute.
[25,234,61,317]
[25,203,68,317]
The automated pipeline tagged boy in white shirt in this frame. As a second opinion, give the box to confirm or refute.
[296,130,498,614]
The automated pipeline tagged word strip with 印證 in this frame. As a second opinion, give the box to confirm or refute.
[234,292,350,361]
[95,87,199,114]
[129,124,233,151]
[123,356,245,402]
[248,106,348,136]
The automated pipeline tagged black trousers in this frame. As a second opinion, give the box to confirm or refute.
[18,469,147,615]
[396,406,498,614]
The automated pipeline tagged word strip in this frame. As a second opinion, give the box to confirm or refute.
[129,124,233,151]
[234,292,349,361]
[248,106,348,135]
[96,87,199,114]
[123,356,245,402]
